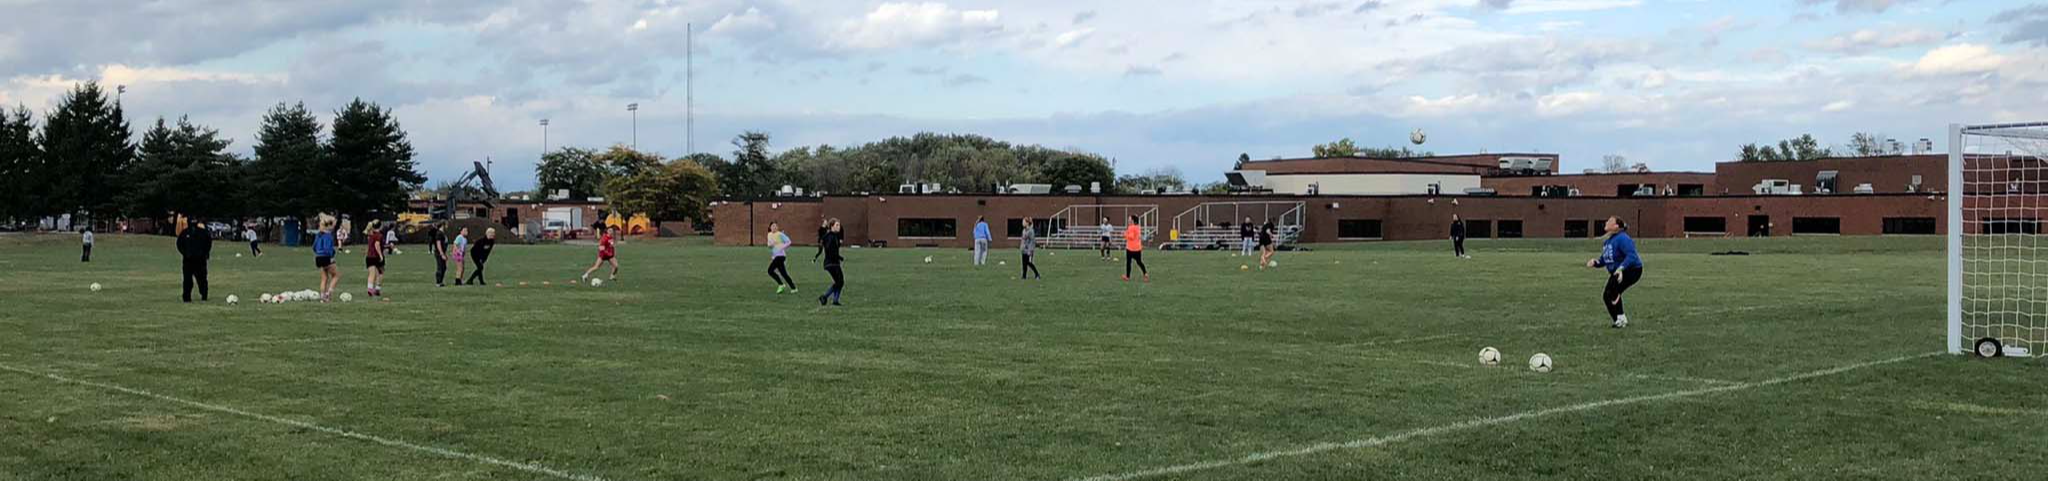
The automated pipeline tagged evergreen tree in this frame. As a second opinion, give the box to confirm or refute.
[326,98,423,219]
[0,106,40,222]
[37,82,134,221]
[249,102,326,217]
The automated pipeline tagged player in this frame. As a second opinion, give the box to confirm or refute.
[766,222,797,293]
[1257,220,1277,270]
[1587,216,1644,328]
[972,216,991,266]
[464,228,496,286]
[1238,217,1255,257]
[384,228,399,256]
[1450,215,1469,259]
[813,218,831,263]
[313,216,341,302]
[244,225,262,257]
[451,227,469,285]
[1019,217,1042,280]
[1098,217,1114,261]
[176,219,212,302]
[818,218,846,306]
[80,227,93,262]
[582,225,621,282]
[364,220,387,297]
[429,225,449,287]
[1123,215,1148,282]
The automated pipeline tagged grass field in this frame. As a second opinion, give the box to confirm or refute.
[2,233,2044,480]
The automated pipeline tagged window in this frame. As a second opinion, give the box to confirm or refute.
[1466,220,1493,239]
[1792,217,1842,235]
[897,218,957,238]
[1985,218,2041,235]
[1677,184,1706,196]
[1006,218,1052,238]
[1684,217,1728,234]
[1883,217,1938,235]
[1497,220,1524,238]
[1564,220,1591,238]
[1338,219,1383,239]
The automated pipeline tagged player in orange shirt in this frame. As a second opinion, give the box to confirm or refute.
[1122,215,1148,282]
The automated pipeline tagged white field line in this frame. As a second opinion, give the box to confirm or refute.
[0,362,613,481]
[1073,351,1941,481]
[1402,358,1740,386]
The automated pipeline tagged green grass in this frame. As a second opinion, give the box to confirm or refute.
[0,233,2041,480]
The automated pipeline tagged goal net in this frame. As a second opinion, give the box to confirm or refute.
[1951,122,2048,356]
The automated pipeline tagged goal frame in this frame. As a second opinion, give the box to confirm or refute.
[1947,121,2048,355]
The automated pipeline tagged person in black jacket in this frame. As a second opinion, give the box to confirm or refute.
[1450,215,1469,259]
[428,226,449,287]
[813,218,830,263]
[176,219,213,302]
[818,218,846,306]
[464,227,497,286]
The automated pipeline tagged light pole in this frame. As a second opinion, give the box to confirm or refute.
[626,103,639,150]
[539,118,550,155]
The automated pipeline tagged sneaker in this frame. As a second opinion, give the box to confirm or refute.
[1611,318,1628,328]
[1143,275,1151,283]
[789,288,798,294]
[1121,275,1130,281]
[818,295,827,306]
[776,285,787,294]
[831,301,843,306]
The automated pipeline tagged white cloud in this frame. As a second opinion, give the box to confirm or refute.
[1502,0,1642,15]
[1822,99,1855,112]
[1800,0,1911,15]
[826,3,1003,51]
[1807,28,1946,54]
[1909,44,2007,76]
[707,7,778,36]
[1054,28,1096,48]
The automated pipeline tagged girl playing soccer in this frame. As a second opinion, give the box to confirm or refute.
[1257,221,1277,270]
[451,227,470,285]
[464,228,496,286]
[313,216,341,302]
[767,222,797,293]
[582,225,621,282]
[364,220,387,297]
[1123,215,1148,282]
[1587,216,1644,328]
[818,219,846,306]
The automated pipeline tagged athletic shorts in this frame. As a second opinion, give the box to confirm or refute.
[365,257,385,269]
[1101,236,1112,244]
[599,253,615,261]
[315,256,333,268]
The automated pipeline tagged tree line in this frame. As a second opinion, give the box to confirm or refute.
[1736,132,1917,162]
[0,82,423,230]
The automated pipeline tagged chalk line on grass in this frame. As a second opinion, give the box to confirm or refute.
[0,362,613,481]
[1074,351,1941,481]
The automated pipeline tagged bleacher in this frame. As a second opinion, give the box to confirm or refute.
[1161,201,1306,250]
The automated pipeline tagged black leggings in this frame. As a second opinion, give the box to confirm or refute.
[1454,238,1465,256]
[824,264,845,302]
[1021,253,1040,278]
[1604,267,1643,319]
[1125,250,1147,277]
[250,241,262,256]
[434,256,448,285]
[465,258,488,285]
[182,259,209,302]
[769,257,796,288]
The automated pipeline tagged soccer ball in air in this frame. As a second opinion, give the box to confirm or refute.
[226,295,240,305]
[1529,353,1553,373]
[1410,128,1427,145]
[339,292,354,303]
[90,283,102,292]
[590,278,604,287]
[1479,347,1501,366]
[924,256,933,264]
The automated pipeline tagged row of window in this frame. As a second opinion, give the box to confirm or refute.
[897,216,1948,239]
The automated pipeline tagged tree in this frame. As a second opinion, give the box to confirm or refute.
[127,117,242,222]
[604,152,720,222]
[1738,134,1833,162]
[249,102,326,218]
[325,99,423,220]
[1357,145,1431,158]
[38,82,134,221]
[1848,132,1888,157]
[596,145,664,179]
[0,106,41,222]
[1116,166,1188,194]
[1313,138,1362,158]
[536,147,605,199]
[1041,155,1115,191]
[710,131,778,198]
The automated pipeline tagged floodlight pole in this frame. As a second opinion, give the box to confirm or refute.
[627,103,639,150]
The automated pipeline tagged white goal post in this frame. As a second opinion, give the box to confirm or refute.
[1949,122,2048,356]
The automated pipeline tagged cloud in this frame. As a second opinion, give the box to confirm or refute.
[942,73,988,87]
[1073,10,1097,25]
[1502,0,1642,14]
[1822,100,1856,112]
[1354,1,1386,14]
[1799,0,1910,15]
[1908,44,2007,76]
[707,7,778,37]
[1292,2,1347,18]
[825,2,1003,51]
[1478,0,1515,10]
[1806,28,1947,54]
[1054,28,1096,48]
[1124,65,1163,77]
[1375,37,1660,95]
[1992,4,2048,46]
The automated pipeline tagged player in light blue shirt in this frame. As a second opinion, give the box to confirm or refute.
[972,216,992,266]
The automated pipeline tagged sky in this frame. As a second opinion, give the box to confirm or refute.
[3,0,2045,189]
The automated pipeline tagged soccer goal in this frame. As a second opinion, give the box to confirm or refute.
[1950,122,2048,357]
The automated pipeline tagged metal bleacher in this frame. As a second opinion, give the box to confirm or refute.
[1039,204,1159,249]
[1165,201,1306,250]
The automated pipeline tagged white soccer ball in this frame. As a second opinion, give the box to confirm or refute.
[1479,347,1501,366]
[344,249,351,254]
[226,295,239,305]
[339,292,354,303]
[1410,128,1427,145]
[923,256,933,264]
[1529,353,1553,373]
[999,261,1007,266]
[89,283,102,292]
[590,278,604,287]
[1268,260,1279,268]
[235,253,243,258]
[260,293,273,304]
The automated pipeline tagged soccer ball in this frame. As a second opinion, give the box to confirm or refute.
[1410,128,1427,145]
[89,283,102,292]
[590,278,604,287]
[923,256,933,264]
[1478,347,1501,366]
[259,293,272,303]
[226,295,240,305]
[1529,353,1553,373]
[1269,260,1279,268]
[235,253,242,258]
[344,249,351,254]
[339,292,354,303]
[1240,264,1249,271]
[999,261,1007,266]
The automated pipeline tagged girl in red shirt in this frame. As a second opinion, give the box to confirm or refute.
[582,226,621,282]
